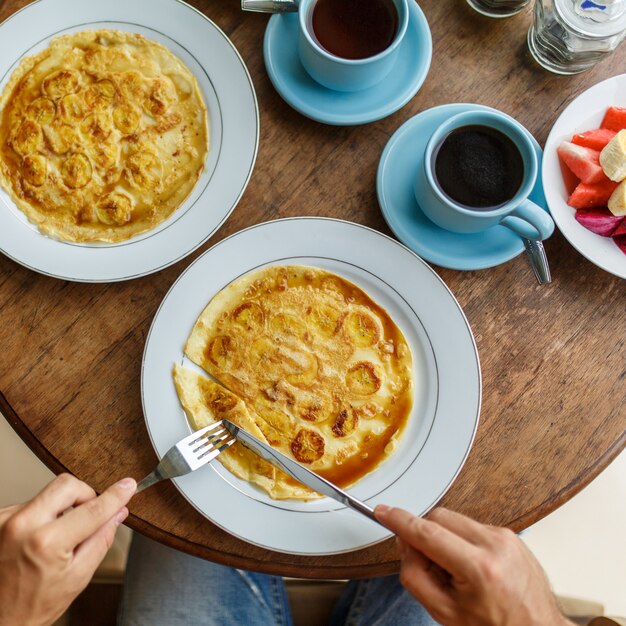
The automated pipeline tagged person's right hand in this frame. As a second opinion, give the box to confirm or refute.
[375,505,573,626]
[0,473,136,626]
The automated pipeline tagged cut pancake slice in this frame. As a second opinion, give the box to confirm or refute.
[173,364,318,500]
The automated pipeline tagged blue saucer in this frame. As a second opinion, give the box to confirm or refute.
[377,104,550,270]
[263,2,432,126]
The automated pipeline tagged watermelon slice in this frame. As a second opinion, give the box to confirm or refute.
[613,234,626,255]
[572,128,616,151]
[567,180,619,209]
[575,209,624,236]
[557,141,606,184]
[601,107,626,132]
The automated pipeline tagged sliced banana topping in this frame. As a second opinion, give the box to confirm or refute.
[331,408,358,437]
[83,86,107,111]
[61,152,92,188]
[299,399,335,423]
[206,387,239,414]
[306,303,343,338]
[11,120,42,156]
[346,361,382,395]
[91,140,120,171]
[144,76,177,117]
[42,69,80,100]
[125,150,163,190]
[232,302,264,331]
[58,93,86,123]
[117,70,146,101]
[269,312,308,341]
[26,98,56,125]
[43,123,79,155]
[92,79,116,100]
[81,110,113,141]
[291,428,325,464]
[95,192,133,225]
[112,103,141,134]
[249,336,277,369]
[345,309,381,348]
[207,335,238,369]
[21,154,47,186]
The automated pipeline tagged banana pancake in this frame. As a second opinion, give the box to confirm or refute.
[0,30,208,242]
[174,364,317,500]
[176,265,414,501]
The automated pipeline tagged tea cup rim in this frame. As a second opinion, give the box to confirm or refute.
[423,110,539,217]
[298,0,410,66]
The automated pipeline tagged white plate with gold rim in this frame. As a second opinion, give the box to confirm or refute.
[0,0,258,282]
[142,218,481,555]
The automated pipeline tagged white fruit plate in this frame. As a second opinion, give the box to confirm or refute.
[543,74,626,280]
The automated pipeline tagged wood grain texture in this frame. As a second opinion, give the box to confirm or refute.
[0,0,625,579]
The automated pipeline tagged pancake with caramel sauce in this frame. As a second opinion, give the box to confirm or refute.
[0,30,208,242]
[174,364,317,500]
[178,265,414,500]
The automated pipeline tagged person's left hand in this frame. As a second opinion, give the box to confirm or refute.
[0,473,136,626]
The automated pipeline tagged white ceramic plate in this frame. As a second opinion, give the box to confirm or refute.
[543,74,626,280]
[142,218,481,555]
[0,0,258,282]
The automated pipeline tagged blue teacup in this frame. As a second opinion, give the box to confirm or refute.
[297,0,409,92]
[416,110,555,241]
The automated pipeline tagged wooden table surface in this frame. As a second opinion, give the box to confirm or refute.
[1,0,625,579]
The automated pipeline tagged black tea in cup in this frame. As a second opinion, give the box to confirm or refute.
[311,0,398,60]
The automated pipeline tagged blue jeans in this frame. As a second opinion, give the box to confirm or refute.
[118,534,439,625]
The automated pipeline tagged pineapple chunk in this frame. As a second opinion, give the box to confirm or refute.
[600,129,626,182]
[608,178,626,216]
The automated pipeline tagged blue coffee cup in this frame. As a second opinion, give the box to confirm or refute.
[297,0,409,92]
[416,110,555,241]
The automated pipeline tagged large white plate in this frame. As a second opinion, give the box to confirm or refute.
[543,74,626,280]
[0,0,258,282]
[142,218,481,555]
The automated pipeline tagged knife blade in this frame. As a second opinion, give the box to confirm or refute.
[222,419,382,525]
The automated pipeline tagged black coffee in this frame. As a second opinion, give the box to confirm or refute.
[433,125,524,210]
[311,0,398,60]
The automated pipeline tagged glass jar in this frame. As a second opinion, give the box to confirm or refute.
[528,0,626,74]
[466,0,531,18]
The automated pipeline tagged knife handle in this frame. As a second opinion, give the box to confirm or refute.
[343,493,380,524]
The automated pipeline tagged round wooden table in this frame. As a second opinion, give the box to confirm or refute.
[1,0,624,579]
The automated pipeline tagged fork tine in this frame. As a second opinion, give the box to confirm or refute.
[186,421,226,446]
[197,434,235,461]
[204,426,228,441]
[137,422,236,493]
[192,428,231,454]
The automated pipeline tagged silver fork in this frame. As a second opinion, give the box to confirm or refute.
[136,422,235,493]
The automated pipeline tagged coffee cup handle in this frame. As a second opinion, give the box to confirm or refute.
[500,200,555,241]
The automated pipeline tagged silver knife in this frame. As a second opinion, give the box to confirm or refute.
[222,419,382,526]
